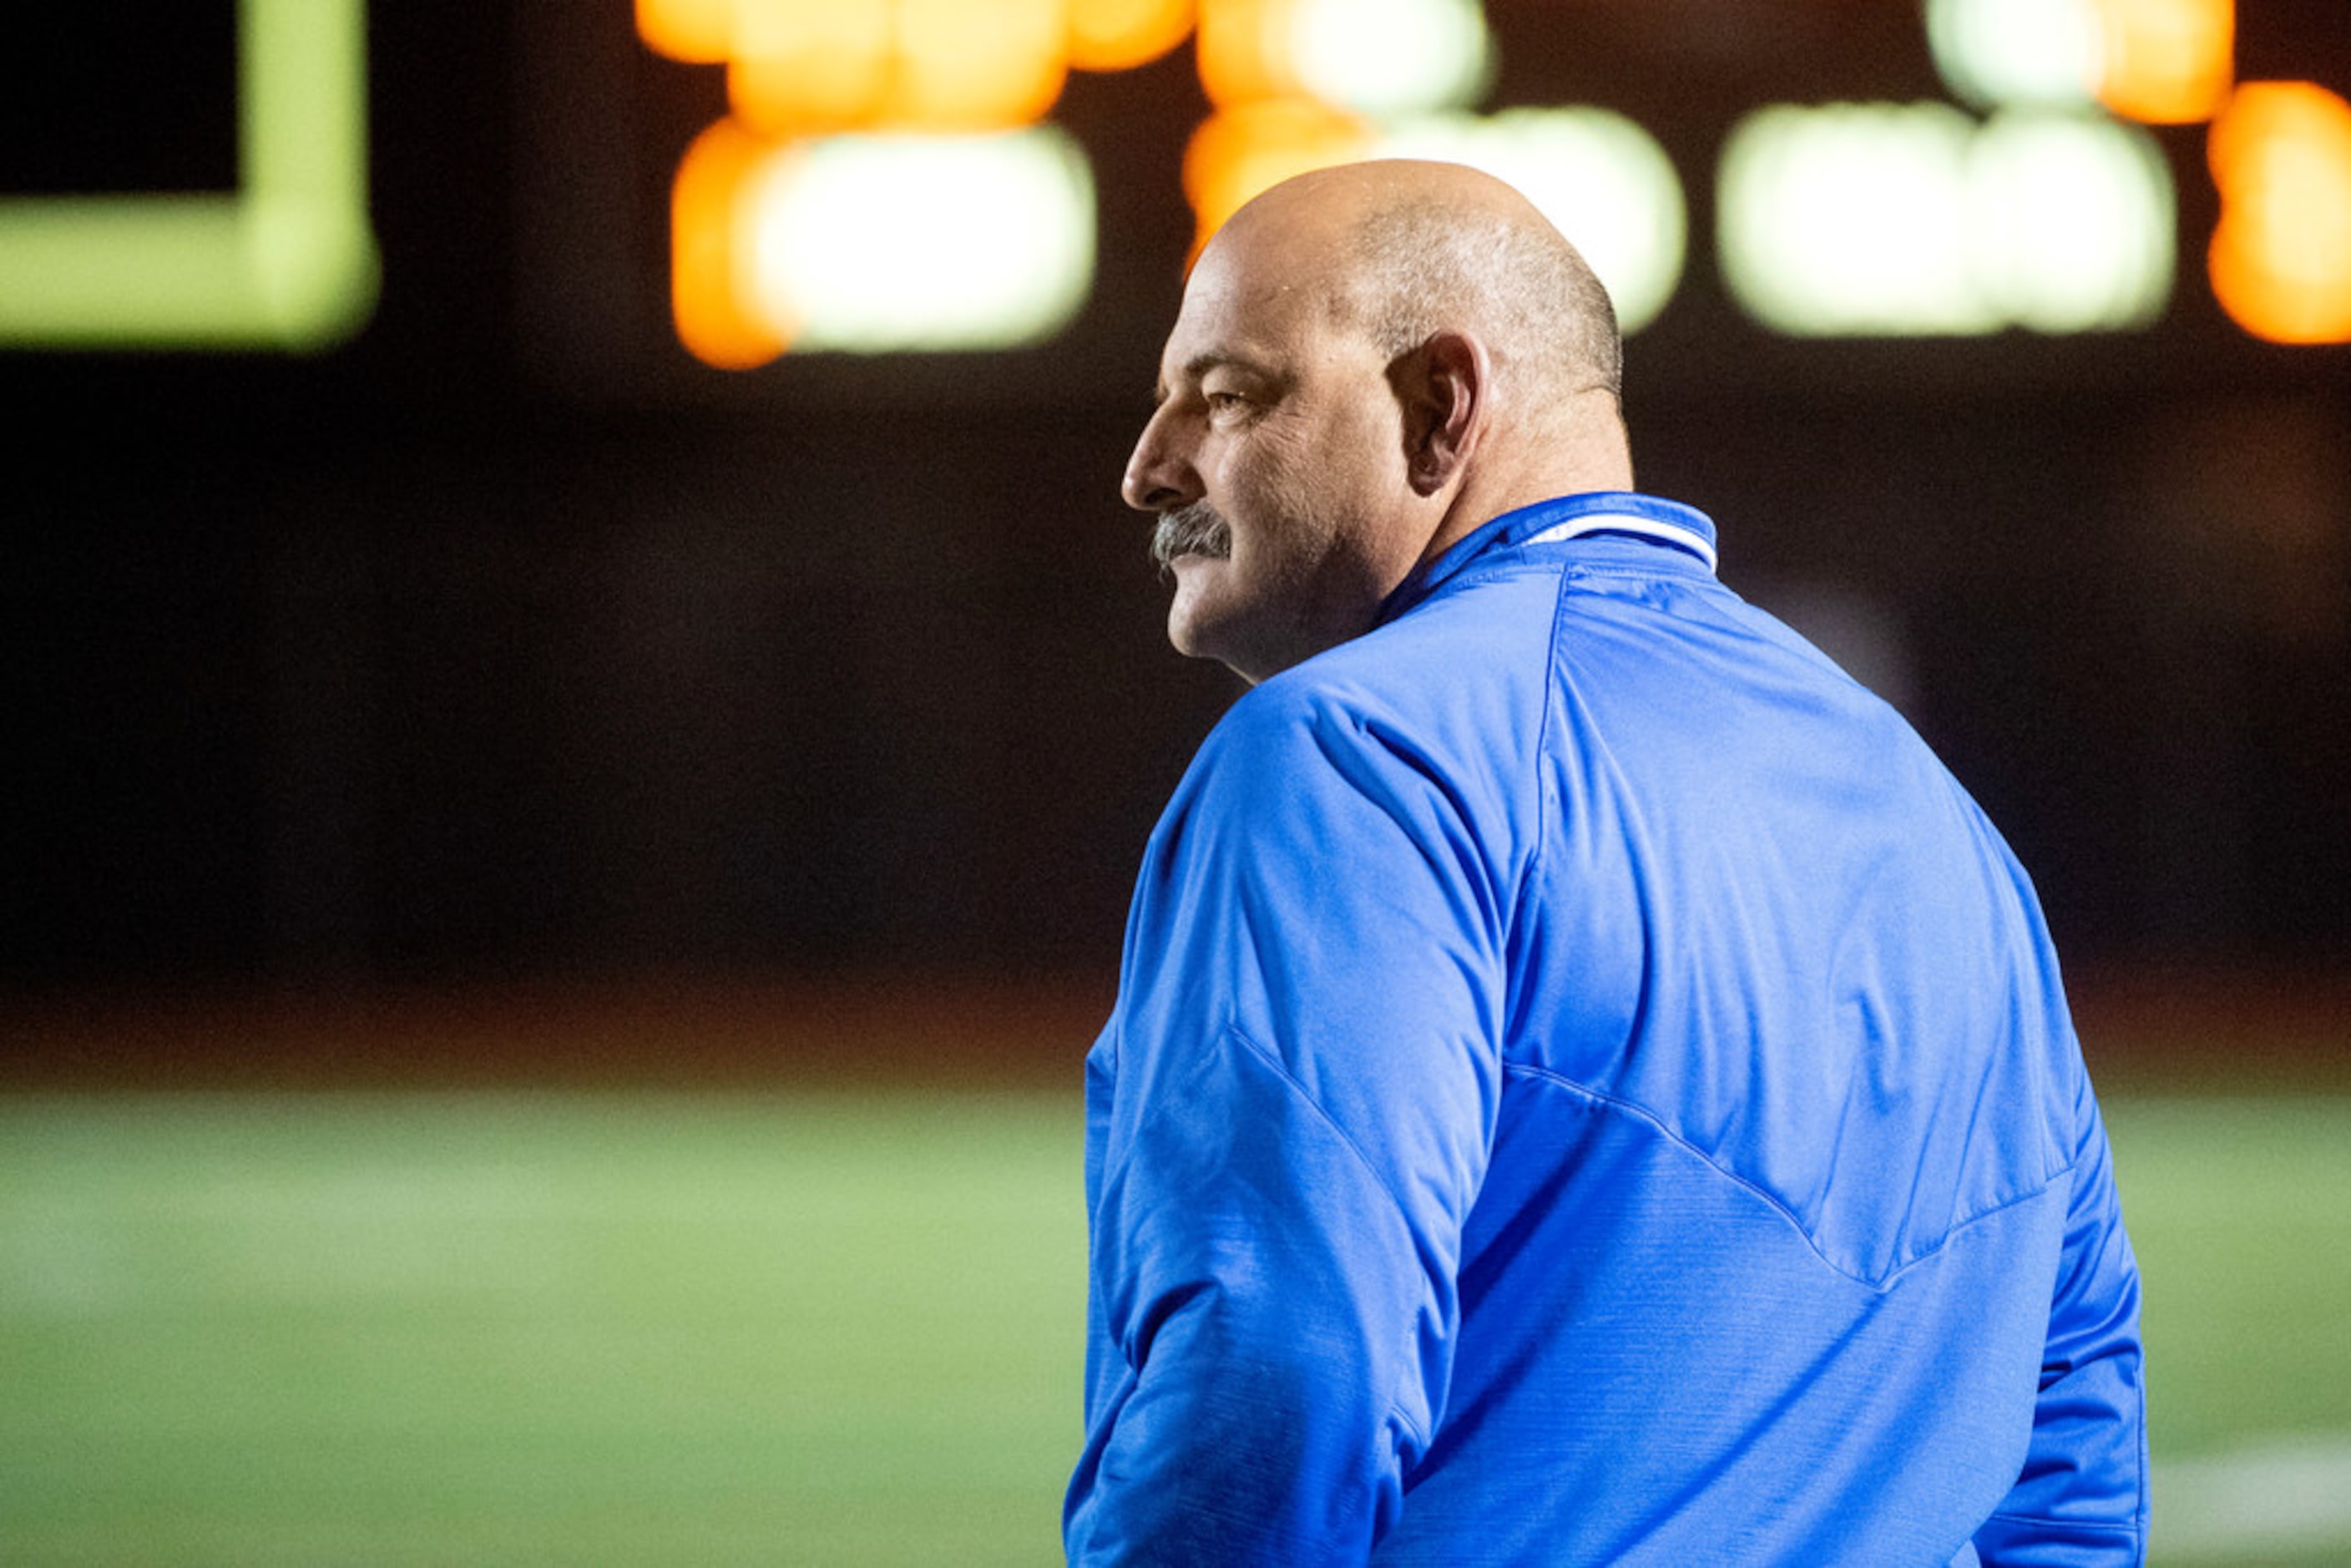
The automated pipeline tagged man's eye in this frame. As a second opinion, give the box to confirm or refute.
[1205,391,1246,413]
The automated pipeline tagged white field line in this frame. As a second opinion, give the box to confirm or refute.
[2154,1434,2351,1560]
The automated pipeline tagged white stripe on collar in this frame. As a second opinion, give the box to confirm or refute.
[1524,511,1719,573]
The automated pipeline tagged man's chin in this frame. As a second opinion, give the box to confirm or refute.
[1164,563,1229,655]
[1168,572,1279,683]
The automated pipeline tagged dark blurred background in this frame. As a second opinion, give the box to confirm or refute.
[3,0,2345,1019]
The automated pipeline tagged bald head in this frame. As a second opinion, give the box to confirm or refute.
[1208,160,1625,416]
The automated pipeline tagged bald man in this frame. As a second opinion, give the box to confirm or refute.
[1069,163,2146,1565]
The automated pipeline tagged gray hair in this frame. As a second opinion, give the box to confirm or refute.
[1339,195,1623,404]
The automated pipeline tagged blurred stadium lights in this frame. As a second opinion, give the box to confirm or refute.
[1969,112,2176,331]
[1927,0,2105,111]
[2208,82,2351,344]
[729,0,1071,135]
[644,0,1188,367]
[1178,104,1685,332]
[1932,0,2346,345]
[639,0,1195,83]
[746,129,1095,352]
[670,120,1095,362]
[1721,104,1990,336]
[1719,103,2172,336]
[1067,0,1196,71]
[1725,0,2222,339]
[1176,0,1687,333]
[1289,0,1490,116]
[672,119,788,367]
[2096,0,2236,125]
[0,0,377,351]
[633,0,2346,369]
[635,0,736,60]
[1928,0,2237,125]
[1196,0,1492,118]
[648,0,1682,365]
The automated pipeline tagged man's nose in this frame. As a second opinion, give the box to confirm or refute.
[1121,409,1199,513]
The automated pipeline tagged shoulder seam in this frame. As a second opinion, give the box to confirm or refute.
[1502,1062,2075,1291]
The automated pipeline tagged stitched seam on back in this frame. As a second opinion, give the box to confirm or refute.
[1503,1060,2069,1291]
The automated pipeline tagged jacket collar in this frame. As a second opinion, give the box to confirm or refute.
[1378,491,1719,625]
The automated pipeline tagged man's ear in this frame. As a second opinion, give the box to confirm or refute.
[1394,330,1489,497]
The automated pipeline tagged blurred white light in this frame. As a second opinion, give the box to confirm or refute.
[1967,110,2173,331]
[1926,0,2104,110]
[743,127,1095,352]
[1292,0,1492,117]
[1719,102,1995,335]
[1377,109,1686,331]
[1721,102,2176,336]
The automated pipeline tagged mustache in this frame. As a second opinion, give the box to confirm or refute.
[1150,503,1232,568]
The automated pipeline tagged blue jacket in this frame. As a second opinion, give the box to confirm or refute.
[1067,493,2146,1565]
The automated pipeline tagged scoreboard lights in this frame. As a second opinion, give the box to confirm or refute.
[672,118,1094,367]
[644,0,2351,364]
[648,0,1679,362]
[1927,0,2235,123]
[650,0,1539,362]
[744,129,1095,354]
[1923,0,2351,343]
[0,0,2334,356]
[1719,105,2173,336]
[1195,0,1492,119]
[2207,83,2351,344]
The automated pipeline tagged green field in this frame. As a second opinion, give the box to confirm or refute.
[2,1089,2345,1565]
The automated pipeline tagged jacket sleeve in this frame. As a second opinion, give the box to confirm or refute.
[1974,1074,2149,1566]
[1064,685,1509,1565]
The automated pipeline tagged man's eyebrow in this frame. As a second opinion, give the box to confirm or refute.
[1155,352,1270,406]
[1186,352,1256,382]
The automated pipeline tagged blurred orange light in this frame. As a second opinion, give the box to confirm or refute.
[670,118,792,368]
[727,0,1069,134]
[728,0,892,134]
[887,0,1068,129]
[2096,0,2233,124]
[1068,0,1196,73]
[1196,0,1312,108]
[637,0,738,63]
[1183,99,1375,257]
[2208,82,2351,344]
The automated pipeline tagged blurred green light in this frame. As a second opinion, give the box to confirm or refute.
[1926,0,2103,112]
[744,128,1095,353]
[1969,109,2173,332]
[0,0,378,352]
[1720,102,1993,336]
[1292,0,1494,119]
[1719,101,2172,336]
